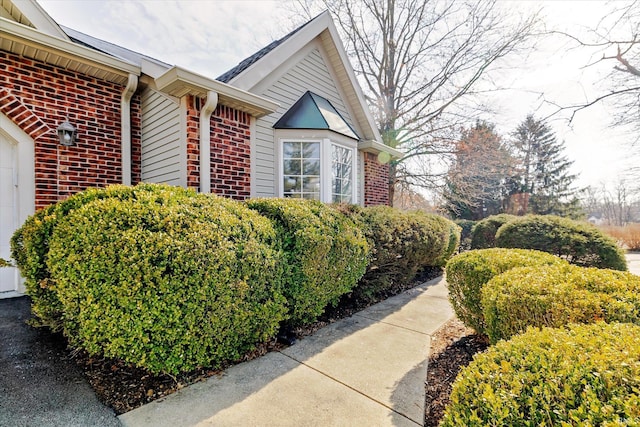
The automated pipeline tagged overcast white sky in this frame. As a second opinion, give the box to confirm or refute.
[38,0,637,189]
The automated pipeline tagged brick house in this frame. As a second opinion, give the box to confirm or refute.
[0,0,401,297]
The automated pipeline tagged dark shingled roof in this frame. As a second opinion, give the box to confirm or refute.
[216,12,326,83]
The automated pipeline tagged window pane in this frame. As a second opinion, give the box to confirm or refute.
[302,192,320,200]
[303,159,320,175]
[283,159,301,175]
[331,144,353,203]
[283,176,301,193]
[303,176,320,192]
[283,142,301,158]
[342,180,352,197]
[302,142,320,159]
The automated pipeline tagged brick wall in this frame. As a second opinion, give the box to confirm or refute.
[210,105,251,200]
[183,96,251,200]
[1,51,135,209]
[363,152,390,206]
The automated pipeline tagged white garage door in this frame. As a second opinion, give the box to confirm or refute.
[0,133,18,296]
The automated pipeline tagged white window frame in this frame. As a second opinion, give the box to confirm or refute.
[276,129,358,204]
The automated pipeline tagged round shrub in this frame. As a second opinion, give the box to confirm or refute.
[246,198,369,326]
[354,206,458,301]
[47,190,287,375]
[469,214,517,249]
[441,322,640,426]
[482,264,640,343]
[495,215,627,270]
[10,183,193,331]
[445,248,568,335]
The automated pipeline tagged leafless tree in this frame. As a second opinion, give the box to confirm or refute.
[583,180,640,225]
[549,1,639,141]
[290,0,541,204]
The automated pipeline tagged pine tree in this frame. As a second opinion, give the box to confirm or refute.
[511,115,582,217]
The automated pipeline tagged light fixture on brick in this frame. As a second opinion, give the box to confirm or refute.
[57,120,77,146]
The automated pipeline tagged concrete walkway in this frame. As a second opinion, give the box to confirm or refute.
[627,252,640,275]
[119,276,453,427]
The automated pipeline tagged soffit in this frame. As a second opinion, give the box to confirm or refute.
[1,17,139,85]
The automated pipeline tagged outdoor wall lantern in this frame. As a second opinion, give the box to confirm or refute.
[57,120,77,146]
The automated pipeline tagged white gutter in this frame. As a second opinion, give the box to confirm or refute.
[121,74,138,185]
[199,91,218,193]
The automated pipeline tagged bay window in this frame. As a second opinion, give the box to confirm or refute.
[279,137,357,204]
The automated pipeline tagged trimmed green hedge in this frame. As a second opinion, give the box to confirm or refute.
[441,322,640,426]
[445,248,568,335]
[10,183,193,331]
[48,189,287,375]
[246,198,369,326]
[354,206,459,301]
[483,264,640,343]
[495,215,627,270]
[469,214,516,249]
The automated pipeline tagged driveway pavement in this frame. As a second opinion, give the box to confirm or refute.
[0,296,121,427]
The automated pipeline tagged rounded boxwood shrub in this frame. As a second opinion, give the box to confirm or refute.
[482,264,640,343]
[441,322,640,426]
[354,206,458,301]
[469,214,517,249]
[246,198,369,326]
[10,183,193,331]
[47,189,287,375]
[445,248,568,335]
[495,215,627,270]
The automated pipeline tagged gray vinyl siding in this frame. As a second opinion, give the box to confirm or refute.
[253,47,357,199]
[140,87,182,186]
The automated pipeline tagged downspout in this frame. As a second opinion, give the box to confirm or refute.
[199,91,218,193]
[121,73,138,185]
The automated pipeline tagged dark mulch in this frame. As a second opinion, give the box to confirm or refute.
[424,318,489,426]
[68,267,443,415]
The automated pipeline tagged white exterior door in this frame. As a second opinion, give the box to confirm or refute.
[0,133,18,296]
[0,114,35,298]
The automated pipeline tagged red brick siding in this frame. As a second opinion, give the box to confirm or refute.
[363,152,390,206]
[182,96,251,199]
[210,105,251,200]
[1,51,133,209]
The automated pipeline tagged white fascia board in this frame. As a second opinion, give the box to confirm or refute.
[155,66,279,117]
[358,139,404,160]
[12,0,70,40]
[323,19,384,145]
[1,17,140,76]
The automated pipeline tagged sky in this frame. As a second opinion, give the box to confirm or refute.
[37,0,638,190]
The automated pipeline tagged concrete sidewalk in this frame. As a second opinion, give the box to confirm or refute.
[119,276,453,427]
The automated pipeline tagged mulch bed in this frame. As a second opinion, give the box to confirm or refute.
[69,267,444,414]
[424,318,489,426]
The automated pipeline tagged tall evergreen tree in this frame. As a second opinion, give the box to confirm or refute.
[511,115,582,217]
[444,121,515,220]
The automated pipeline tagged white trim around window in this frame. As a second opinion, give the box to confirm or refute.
[275,129,358,204]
